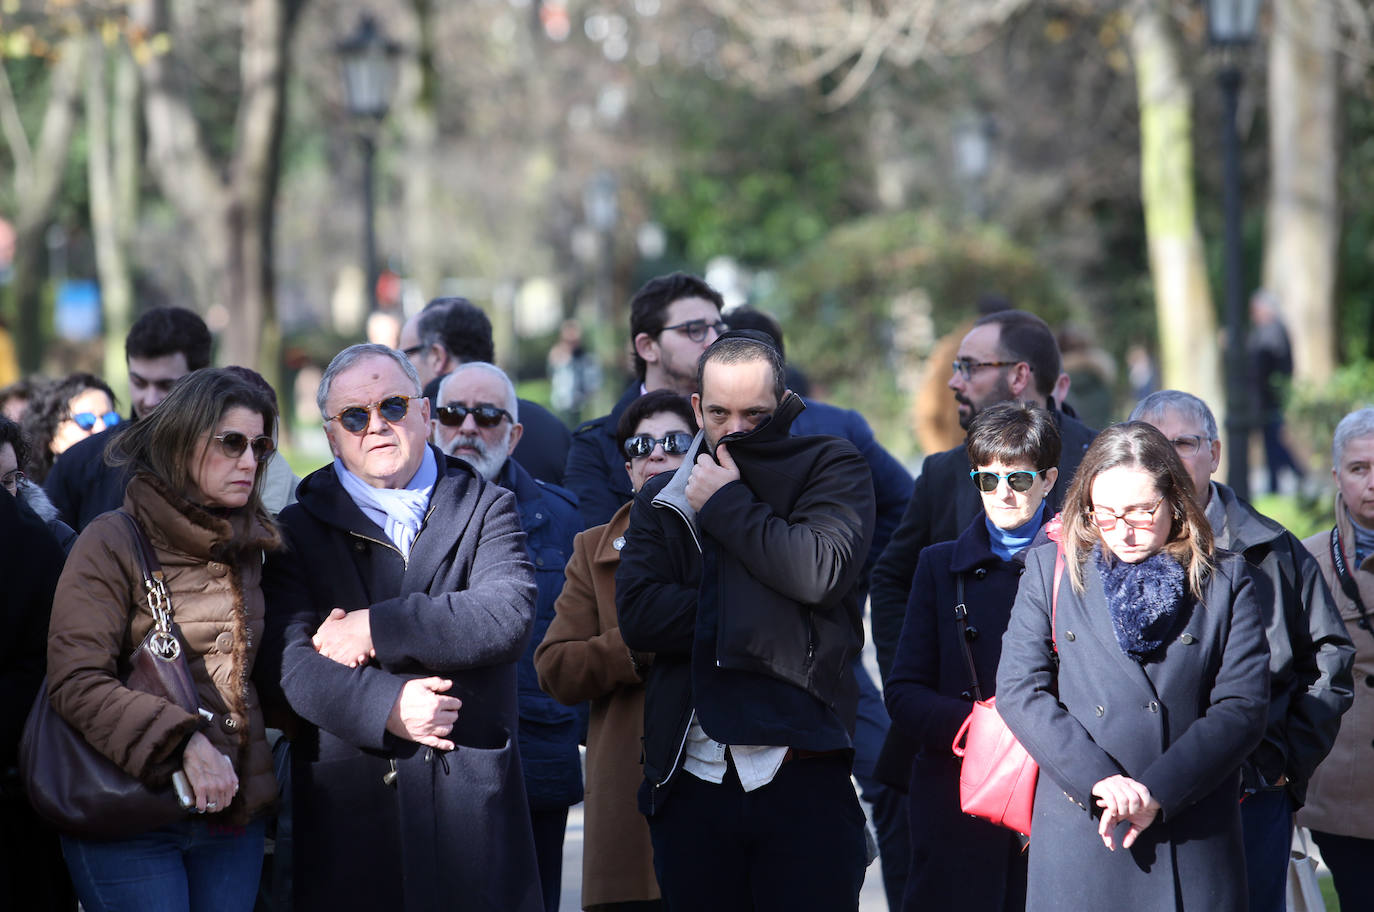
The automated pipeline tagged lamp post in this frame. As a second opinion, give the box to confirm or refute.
[583,170,618,325]
[337,15,401,314]
[1206,0,1262,501]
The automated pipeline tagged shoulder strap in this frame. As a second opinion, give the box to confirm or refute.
[953,574,983,703]
[116,511,174,633]
[1330,526,1374,640]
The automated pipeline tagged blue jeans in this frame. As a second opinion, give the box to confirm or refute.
[62,817,265,912]
[1240,787,1291,912]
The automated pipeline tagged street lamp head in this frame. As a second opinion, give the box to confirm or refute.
[337,14,402,121]
[1205,0,1263,47]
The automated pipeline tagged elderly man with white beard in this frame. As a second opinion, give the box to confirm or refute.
[434,363,586,912]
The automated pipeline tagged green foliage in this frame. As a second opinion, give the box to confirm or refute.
[642,72,870,268]
[1337,93,1374,361]
[1250,492,1333,542]
[1287,357,1374,473]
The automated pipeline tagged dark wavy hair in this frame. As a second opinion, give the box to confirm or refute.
[615,389,698,457]
[21,372,119,483]
[628,272,724,382]
[108,368,278,522]
[1060,421,1214,596]
[0,415,31,476]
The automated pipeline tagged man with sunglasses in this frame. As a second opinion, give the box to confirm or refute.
[565,272,727,528]
[617,330,876,911]
[44,306,212,530]
[1131,390,1353,912]
[399,296,571,486]
[433,362,584,912]
[260,343,543,912]
[869,309,1097,682]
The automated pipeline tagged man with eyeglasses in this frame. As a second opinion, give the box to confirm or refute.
[565,272,727,528]
[44,306,212,530]
[1131,390,1353,912]
[398,296,571,486]
[433,362,584,912]
[869,309,1096,682]
[260,343,543,912]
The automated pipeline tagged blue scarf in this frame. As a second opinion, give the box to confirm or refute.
[1095,543,1187,662]
[986,501,1046,562]
[333,447,437,560]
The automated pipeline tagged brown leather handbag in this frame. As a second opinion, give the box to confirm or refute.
[19,511,200,839]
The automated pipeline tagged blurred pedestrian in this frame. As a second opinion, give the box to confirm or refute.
[997,422,1271,911]
[47,368,283,912]
[1297,407,1374,911]
[885,402,1061,911]
[21,372,120,484]
[0,416,76,551]
[1249,289,1304,493]
[0,376,40,422]
[535,389,698,912]
[548,318,602,426]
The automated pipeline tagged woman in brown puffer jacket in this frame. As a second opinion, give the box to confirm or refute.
[46,368,282,912]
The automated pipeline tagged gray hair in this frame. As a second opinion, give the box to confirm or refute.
[437,361,520,423]
[1129,390,1219,441]
[317,343,423,418]
[1333,407,1374,469]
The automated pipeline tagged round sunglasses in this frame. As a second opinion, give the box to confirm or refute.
[434,404,512,429]
[70,410,122,432]
[326,395,416,433]
[969,469,1046,494]
[213,432,276,463]
[623,431,695,459]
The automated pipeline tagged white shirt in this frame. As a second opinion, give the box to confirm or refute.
[681,713,789,792]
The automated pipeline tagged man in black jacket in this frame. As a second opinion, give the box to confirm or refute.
[616,331,875,911]
[1132,390,1354,912]
[44,307,211,530]
[869,309,1096,680]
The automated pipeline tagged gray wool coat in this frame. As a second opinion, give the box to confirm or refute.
[996,544,1271,912]
[260,450,542,912]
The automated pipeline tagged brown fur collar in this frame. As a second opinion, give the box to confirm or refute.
[126,472,282,562]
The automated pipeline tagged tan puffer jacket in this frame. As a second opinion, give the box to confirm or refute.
[47,473,282,825]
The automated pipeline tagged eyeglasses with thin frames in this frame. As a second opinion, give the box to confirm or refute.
[326,395,416,434]
[213,432,277,463]
[951,359,1024,380]
[661,319,728,343]
[1169,434,1212,458]
[1090,496,1166,531]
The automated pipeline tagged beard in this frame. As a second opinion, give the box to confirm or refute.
[956,372,1016,430]
[441,430,509,480]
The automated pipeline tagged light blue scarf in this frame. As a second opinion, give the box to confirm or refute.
[985,501,1046,562]
[333,447,437,559]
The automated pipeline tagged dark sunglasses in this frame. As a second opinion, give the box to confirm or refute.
[970,469,1045,494]
[70,410,122,432]
[214,432,276,463]
[327,395,415,433]
[623,432,695,459]
[434,404,512,429]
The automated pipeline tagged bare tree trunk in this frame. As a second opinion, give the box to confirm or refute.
[0,36,86,372]
[1264,0,1338,383]
[1128,3,1224,413]
[132,0,300,377]
[87,34,140,394]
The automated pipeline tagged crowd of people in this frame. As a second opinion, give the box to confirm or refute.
[0,274,1367,912]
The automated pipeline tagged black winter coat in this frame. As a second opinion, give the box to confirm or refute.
[884,516,1032,912]
[260,449,542,912]
[42,423,131,531]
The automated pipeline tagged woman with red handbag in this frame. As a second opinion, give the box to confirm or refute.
[995,422,1270,911]
[44,369,283,912]
[884,402,1060,912]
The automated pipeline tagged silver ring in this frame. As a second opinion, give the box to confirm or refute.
[206,802,218,809]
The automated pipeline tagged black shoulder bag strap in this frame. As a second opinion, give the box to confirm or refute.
[953,575,983,703]
[1330,525,1374,640]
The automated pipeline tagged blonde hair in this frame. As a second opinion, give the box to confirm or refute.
[1060,422,1214,595]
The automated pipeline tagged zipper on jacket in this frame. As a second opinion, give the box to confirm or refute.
[348,530,408,569]
[653,708,695,794]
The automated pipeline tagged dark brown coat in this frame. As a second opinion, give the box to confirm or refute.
[46,474,280,825]
[535,502,660,908]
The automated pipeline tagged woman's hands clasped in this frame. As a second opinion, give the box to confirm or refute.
[1091,774,1161,851]
[182,731,239,814]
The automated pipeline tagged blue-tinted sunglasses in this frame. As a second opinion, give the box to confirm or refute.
[70,411,122,432]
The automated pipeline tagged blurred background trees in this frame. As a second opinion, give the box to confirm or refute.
[2,0,1373,477]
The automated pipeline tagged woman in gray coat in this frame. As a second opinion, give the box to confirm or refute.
[996,422,1270,911]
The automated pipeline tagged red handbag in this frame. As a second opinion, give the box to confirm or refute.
[950,525,1064,837]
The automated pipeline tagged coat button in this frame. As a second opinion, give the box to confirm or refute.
[1148,701,1159,713]
[974,568,988,580]
[1365,675,1374,688]
[207,562,227,577]
[1180,633,1196,645]
[1095,705,1105,717]
[1065,631,1076,641]
[536,557,545,567]
[353,541,366,552]
[214,632,234,653]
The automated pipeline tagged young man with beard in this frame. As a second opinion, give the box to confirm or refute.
[868,309,1096,680]
[616,330,875,911]
[433,362,584,912]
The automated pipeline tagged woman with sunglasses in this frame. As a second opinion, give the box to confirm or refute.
[534,389,697,911]
[995,422,1270,912]
[45,368,282,912]
[883,402,1058,912]
[21,372,121,484]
